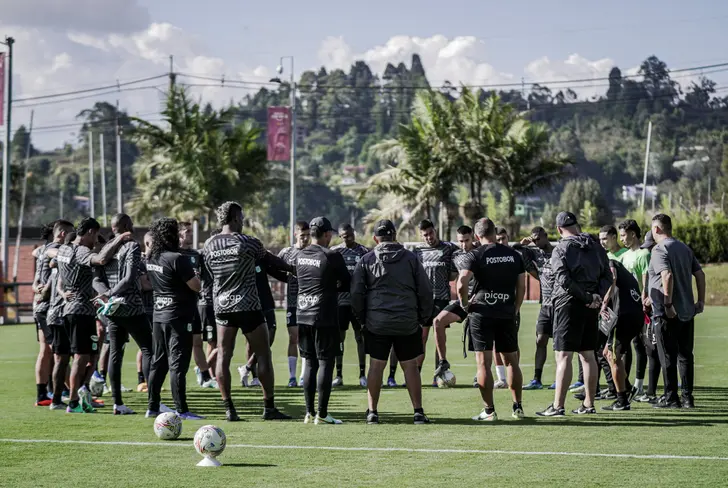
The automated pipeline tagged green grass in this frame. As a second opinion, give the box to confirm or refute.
[702,263,728,305]
[2,304,728,487]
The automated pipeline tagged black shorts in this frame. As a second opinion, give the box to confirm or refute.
[216,310,266,335]
[364,329,423,362]
[552,300,599,352]
[536,305,553,337]
[299,325,342,360]
[467,307,519,353]
[65,314,99,355]
[198,305,216,343]
[338,306,362,331]
[264,309,277,330]
[443,301,468,322]
[423,299,450,327]
[286,307,297,328]
[35,313,53,344]
[606,312,643,353]
[51,321,71,356]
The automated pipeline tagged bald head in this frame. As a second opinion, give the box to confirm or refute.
[112,213,133,234]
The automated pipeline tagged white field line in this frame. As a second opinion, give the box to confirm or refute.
[0,438,726,462]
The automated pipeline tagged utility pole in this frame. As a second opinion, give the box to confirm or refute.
[169,55,176,90]
[640,120,653,212]
[522,77,530,110]
[115,100,122,213]
[12,110,33,281]
[88,131,95,217]
[1,36,15,284]
[99,133,107,225]
[288,57,296,246]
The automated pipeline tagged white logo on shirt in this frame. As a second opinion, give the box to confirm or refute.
[297,258,321,267]
[298,294,319,309]
[217,294,243,308]
[147,264,164,273]
[57,255,71,264]
[482,291,511,305]
[155,297,173,309]
[486,256,515,265]
[209,247,239,258]
[631,289,641,302]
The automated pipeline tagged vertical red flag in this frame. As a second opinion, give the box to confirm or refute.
[267,106,291,161]
[0,53,4,127]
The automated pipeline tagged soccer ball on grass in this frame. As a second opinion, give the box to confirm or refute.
[154,412,182,440]
[436,370,457,388]
[194,425,227,459]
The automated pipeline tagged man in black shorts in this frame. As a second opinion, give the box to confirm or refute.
[278,221,311,387]
[517,227,556,390]
[32,220,73,406]
[203,201,292,421]
[537,212,611,417]
[239,251,292,387]
[414,219,458,383]
[92,213,153,415]
[55,218,130,413]
[199,230,220,383]
[457,218,526,421]
[433,226,477,374]
[145,218,204,420]
[352,219,433,424]
[295,217,350,425]
[600,259,644,411]
[331,223,369,388]
[178,221,217,389]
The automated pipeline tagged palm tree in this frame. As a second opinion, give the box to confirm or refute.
[364,90,459,233]
[127,86,269,227]
[493,118,572,234]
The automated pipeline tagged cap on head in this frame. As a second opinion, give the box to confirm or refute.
[641,231,656,249]
[310,216,334,234]
[374,219,396,237]
[556,211,578,228]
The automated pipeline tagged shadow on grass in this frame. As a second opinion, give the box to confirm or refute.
[222,463,277,468]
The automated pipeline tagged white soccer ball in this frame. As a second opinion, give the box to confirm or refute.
[437,370,457,388]
[194,425,226,458]
[89,377,105,397]
[154,412,182,440]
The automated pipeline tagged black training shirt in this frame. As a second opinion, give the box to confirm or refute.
[610,259,643,316]
[295,244,351,327]
[462,243,525,319]
[147,251,197,323]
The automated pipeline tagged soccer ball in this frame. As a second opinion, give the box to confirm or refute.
[154,412,182,440]
[194,425,226,458]
[89,377,105,397]
[436,370,457,388]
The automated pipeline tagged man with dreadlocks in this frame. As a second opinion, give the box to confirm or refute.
[145,218,204,419]
[202,202,293,421]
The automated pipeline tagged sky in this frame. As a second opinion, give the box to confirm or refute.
[1,0,727,150]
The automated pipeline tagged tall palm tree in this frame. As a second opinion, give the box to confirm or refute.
[127,87,269,226]
[493,119,572,234]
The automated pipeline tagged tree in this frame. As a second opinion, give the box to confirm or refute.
[127,86,269,226]
[606,67,622,102]
[559,178,612,226]
[685,77,717,109]
[494,118,572,234]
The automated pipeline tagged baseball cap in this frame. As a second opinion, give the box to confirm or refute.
[641,231,655,249]
[374,219,396,237]
[309,216,334,233]
[556,211,578,228]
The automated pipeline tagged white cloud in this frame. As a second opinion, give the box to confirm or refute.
[318,34,515,87]
[524,54,616,98]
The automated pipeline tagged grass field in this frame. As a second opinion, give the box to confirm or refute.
[2,304,728,487]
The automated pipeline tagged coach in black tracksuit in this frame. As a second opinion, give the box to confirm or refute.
[352,219,433,425]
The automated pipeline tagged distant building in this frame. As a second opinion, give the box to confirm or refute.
[622,184,657,203]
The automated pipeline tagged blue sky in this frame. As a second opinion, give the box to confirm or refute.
[141,0,727,78]
[2,0,726,148]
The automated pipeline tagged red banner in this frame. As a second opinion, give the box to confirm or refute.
[267,106,291,161]
[0,53,4,127]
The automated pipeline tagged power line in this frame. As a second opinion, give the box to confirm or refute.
[12,74,168,103]
[13,85,167,109]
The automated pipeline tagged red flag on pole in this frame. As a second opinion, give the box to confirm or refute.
[0,53,5,127]
[267,106,291,161]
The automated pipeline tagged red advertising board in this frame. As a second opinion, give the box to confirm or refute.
[267,106,291,161]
